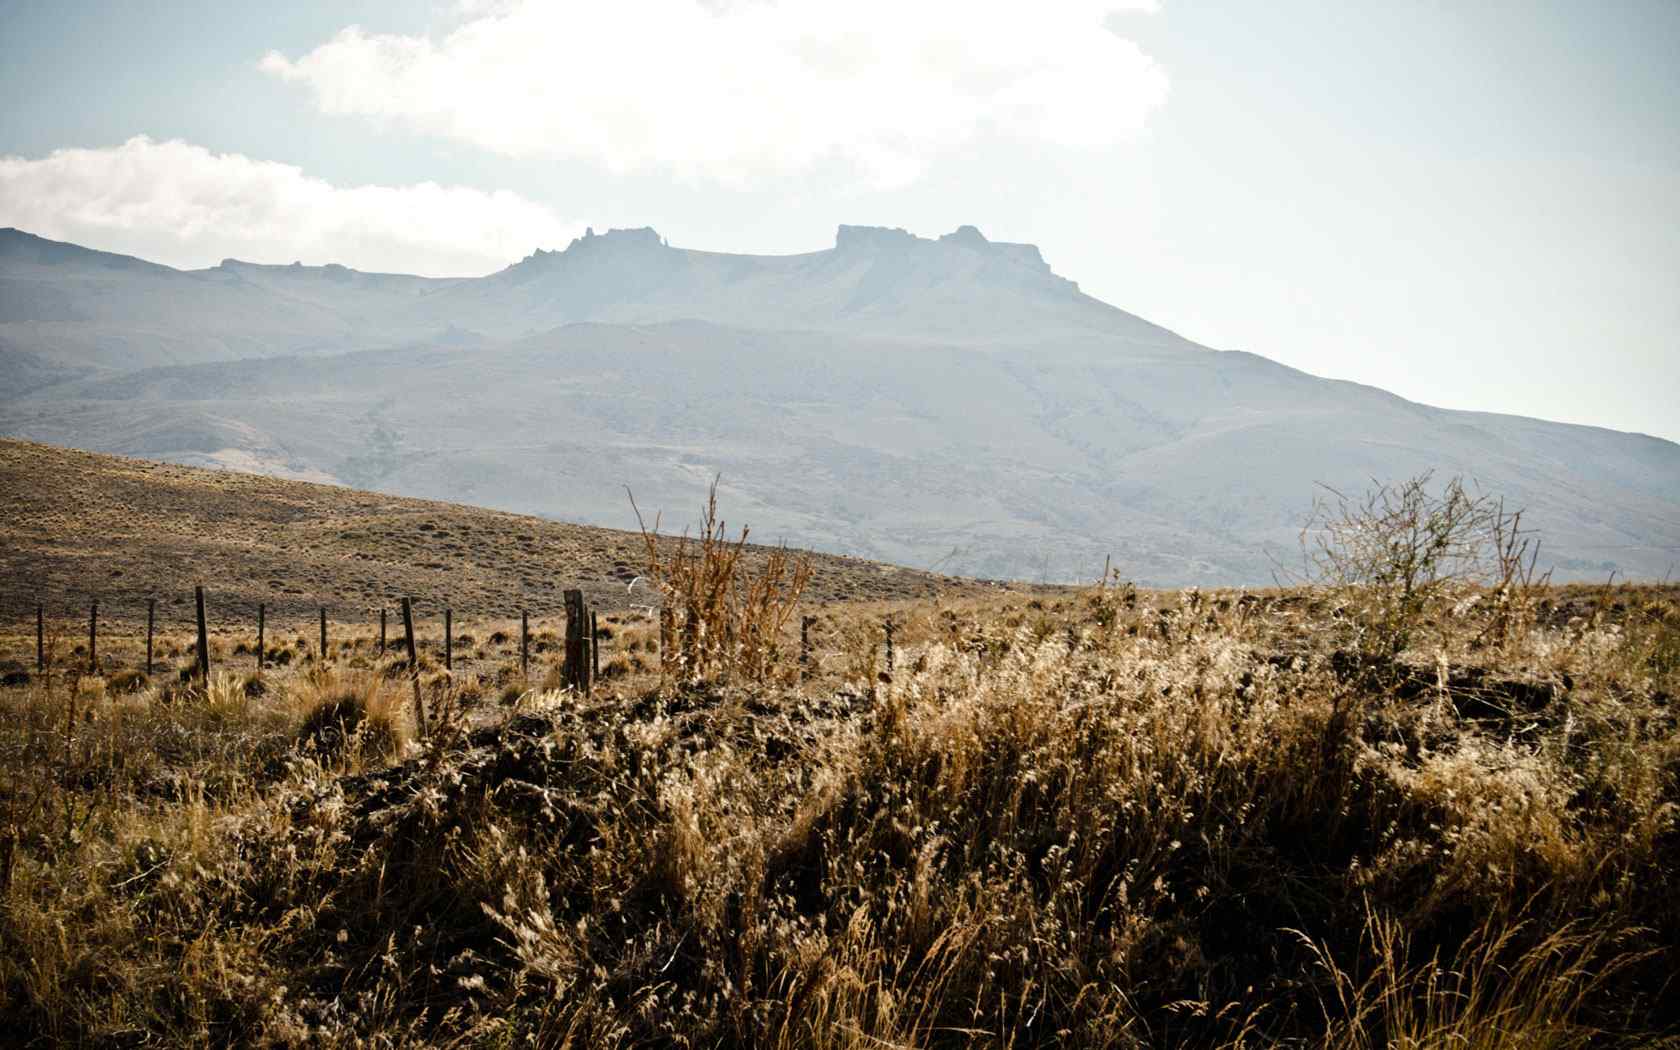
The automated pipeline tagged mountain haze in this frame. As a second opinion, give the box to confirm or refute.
[2,224,1677,584]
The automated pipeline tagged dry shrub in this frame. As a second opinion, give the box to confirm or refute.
[1301,472,1543,659]
[631,478,813,683]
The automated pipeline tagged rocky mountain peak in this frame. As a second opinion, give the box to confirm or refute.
[833,223,1052,274]
[566,226,667,253]
[833,224,920,252]
[509,226,670,275]
[939,224,990,248]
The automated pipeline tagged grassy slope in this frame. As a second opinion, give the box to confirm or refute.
[0,439,995,631]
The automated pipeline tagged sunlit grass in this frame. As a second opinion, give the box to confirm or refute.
[1,577,1676,1046]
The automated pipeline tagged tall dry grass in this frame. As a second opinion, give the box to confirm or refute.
[0,571,1675,1047]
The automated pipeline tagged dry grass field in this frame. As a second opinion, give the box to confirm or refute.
[1,449,1677,1048]
[0,439,998,634]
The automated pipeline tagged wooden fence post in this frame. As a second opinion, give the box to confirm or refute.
[379,607,387,655]
[659,606,675,677]
[401,597,426,738]
[37,602,45,672]
[445,608,453,672]
[88,601,98,674]
[564,590,589,694]
[319,607,328,666]
[195,585,210,682]
[520,610,529,682]
[591,610,599,681]
[256,603,265,672]
[800,615,815,679]
[146,598,155,677]
[884,619,895,674]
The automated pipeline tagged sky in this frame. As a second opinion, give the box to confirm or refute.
[1,0,1676,442]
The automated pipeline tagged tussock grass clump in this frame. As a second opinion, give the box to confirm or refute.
[294,674,405,765]
[106,668,148,693]
[454,675,486,705]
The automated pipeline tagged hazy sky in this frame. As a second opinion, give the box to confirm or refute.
[2,0,1675,442]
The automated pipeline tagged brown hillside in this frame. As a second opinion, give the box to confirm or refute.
[0,439,996,628]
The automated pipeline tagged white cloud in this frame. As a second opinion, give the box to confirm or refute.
[0,136,580,276]
[261,0,1168,187]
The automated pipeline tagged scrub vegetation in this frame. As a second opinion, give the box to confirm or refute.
[1,478,1676,1048]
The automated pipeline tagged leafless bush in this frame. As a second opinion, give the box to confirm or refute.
[1479,498,1551,649]
[1302,472,1538,656]
[629,478,812,683]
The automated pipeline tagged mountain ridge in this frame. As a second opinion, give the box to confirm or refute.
[1,223,1185,348]
[2,225,1677,585]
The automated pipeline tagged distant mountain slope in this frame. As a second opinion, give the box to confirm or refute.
[2,225,1677,584]
[0,439,985,627]
[0,227,460,369]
